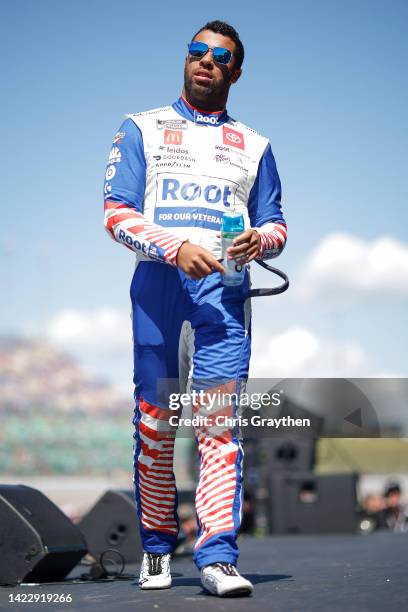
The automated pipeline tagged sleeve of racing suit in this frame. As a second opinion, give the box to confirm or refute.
[103,118,187,265]
[247,142,287,260]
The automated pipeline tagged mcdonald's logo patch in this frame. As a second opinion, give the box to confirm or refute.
[164,130,183,145]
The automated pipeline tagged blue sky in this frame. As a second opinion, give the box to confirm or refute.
[1,0,407,390]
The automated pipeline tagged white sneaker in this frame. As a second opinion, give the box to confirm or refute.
[201,562,253,597]
[138,552,172,589]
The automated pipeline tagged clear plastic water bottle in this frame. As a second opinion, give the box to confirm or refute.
[221,211,246,286]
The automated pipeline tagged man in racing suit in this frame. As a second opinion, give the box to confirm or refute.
[103,20,287,597]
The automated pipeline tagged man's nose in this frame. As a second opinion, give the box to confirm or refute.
[199,49,214,68]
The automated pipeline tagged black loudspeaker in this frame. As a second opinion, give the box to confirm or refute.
[262,439,317,472]
[78,490,142,563]
[0,485,87,586]
[242,397,323,476]
[267,472,358,534]
[243,438,317,489]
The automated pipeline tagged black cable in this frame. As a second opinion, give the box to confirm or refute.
[248,260,289,298]
[78,549,129,582]
[100,549,125,577]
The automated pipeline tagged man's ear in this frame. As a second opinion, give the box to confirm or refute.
[230,68,242,84]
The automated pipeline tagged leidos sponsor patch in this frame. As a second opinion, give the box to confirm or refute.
[157,119,188,130]
[223,126,245,150]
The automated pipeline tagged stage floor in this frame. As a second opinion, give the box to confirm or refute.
[1,532,406,611]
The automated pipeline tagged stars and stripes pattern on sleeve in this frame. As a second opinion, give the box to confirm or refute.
[255,222,287,260]
[193,429,243,551]
[134,398,179,536]
[104,200,186,266]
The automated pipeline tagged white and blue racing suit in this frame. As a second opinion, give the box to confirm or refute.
[104,96,287,568]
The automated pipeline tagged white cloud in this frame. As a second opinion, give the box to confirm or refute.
[32,310,406,389]
[250,326,375,378]
[39,307,135,393]
[45,312,374,380]
[296,233,408,301]
[46,308,132,352]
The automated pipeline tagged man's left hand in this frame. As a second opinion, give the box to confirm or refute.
[226,229,261,263]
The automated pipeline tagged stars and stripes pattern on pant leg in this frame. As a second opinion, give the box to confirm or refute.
[256,222,287,259]
[104,200,185,265]
[133,398,178,535]
[193,429,243,550]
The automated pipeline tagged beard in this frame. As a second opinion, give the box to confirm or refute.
[184,66,229,102]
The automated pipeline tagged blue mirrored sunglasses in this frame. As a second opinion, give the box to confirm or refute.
[187,41,232,65]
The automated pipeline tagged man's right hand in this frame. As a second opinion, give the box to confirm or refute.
[176,242,224,280]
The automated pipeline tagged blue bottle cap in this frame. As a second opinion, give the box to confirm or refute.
[222,211,244,234]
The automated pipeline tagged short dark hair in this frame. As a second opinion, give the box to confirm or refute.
[192,20,244,68]
[384,482,401,497]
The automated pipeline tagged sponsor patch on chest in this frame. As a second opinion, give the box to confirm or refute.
[157,119,188,130]
[154,172,239,230]
[223,125,245,149]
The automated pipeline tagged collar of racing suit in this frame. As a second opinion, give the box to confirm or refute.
[172,96,229,126]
